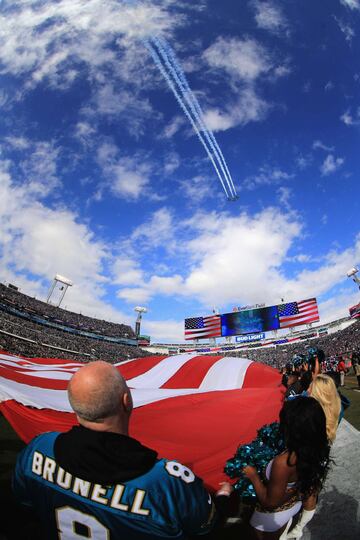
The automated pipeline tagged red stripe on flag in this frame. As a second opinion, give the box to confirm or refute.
[279,307,319,323]
[161,356,223,389]
[281,315,320,328]
[243,362,282,389]
[0,365,70,390]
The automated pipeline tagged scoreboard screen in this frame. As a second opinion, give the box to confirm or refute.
[221,306,279,336]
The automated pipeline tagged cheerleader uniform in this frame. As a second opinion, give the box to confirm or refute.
[250,458,302,532]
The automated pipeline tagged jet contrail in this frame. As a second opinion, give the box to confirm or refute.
[153,37,237,200]
[145,40,232,198]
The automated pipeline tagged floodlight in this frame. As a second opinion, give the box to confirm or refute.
[134,306,147,313]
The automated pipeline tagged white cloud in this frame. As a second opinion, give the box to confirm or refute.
[288,254,312,263]
[318,289,360,326]
[312,140,334,152]
[112,258,144,286]
[324,81,334,91]
[295,154,312,170]
[142,318,184,343]
[0,158,134,324]
[277,186,292,209]
[0,0,184,136]
[161,116,185,139]
[3,137,61,196]
[340,108,360,126]
[117,287,152,304]
[320,154,344,176]
[204,37,272,82]
[286,240,360,301]
[75,121,96,143]
[204,87,269,131]
[182,208,302,306]
[179,175,216,202]
[114,207,360,330]
[96,141,151,201]
[4,136,31,150]
[202,37,288,131]
[0,163,105,282]
[163,152,180,175]
[341,110,354,125]
[340,0,360,10]
[0,90,8,108]
[21,141,61,196]
[334,16,355,42]
[131,207,175,248]
[0,1,179,79]
[252,0,289,34]
[243,166,293,190]
[149,275,184,294]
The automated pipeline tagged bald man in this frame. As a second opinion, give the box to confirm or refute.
[13,361,217,539]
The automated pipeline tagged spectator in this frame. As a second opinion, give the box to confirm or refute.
[285,373,302,399]
[13,361,217,539]
[337,356,346,387]
[355,362,360,389]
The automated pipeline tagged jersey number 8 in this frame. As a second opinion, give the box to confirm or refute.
[56,506,109,539]
[165,461,195,483]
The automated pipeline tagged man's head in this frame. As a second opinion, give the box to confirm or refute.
[287,373,298,387]
[68,361,132,431]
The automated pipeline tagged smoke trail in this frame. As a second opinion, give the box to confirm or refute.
[153,37,236,199]
[151,37,237,200]
[145,40,231,198]
[158,38,237,198]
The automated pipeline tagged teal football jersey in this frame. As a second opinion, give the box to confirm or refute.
[13,432,216,539]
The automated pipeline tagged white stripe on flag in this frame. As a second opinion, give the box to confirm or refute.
[0,372,257,412]
[0,378,73,412]
[127,353,198,388]
[199,357,252,391]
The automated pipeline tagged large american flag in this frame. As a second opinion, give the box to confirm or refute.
[184,315,222,340]
[0,351,283,491]
[278,298,319,329]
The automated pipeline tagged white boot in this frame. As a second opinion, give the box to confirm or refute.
[287,508,316,539]
[279,517,292,540]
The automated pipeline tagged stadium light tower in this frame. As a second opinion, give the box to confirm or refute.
[46,274,73,307]
[134,306,147,338]
[347,267,360,290]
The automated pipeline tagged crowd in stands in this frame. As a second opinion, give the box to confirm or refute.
[0,283,135,339]
[0,309,152,362]
[226,318,360,368]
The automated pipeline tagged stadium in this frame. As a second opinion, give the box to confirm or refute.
[1,280,359,539]
[1,1,360,538]
[1,281,360,363]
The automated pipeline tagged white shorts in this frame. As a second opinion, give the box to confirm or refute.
[250,501,302,532]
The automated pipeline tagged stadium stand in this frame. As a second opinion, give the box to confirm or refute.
[224,319,360,368]
[0,283,154,362]
[0,283,135,339]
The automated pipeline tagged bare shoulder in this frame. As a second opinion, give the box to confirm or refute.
[272,451,296,473]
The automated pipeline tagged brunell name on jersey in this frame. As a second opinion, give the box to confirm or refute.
[32,450,151,516]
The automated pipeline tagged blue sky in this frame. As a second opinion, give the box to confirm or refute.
[0,0,360,342]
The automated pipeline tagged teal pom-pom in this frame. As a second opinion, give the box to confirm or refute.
[224,422,285,501]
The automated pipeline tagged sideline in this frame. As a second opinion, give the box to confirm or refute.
[302,420,360,540]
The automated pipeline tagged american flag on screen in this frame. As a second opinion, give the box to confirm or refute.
[278,298,319,329]
[184,315,222,340]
